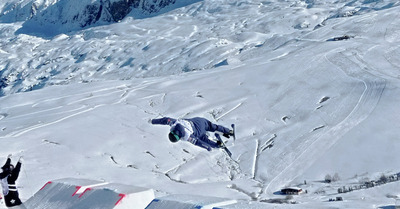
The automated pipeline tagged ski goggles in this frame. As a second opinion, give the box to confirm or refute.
[170,131,180,141]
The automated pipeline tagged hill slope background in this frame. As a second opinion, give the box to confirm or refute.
[1,0,400,208]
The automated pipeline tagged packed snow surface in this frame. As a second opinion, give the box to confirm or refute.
[1,0,400,208]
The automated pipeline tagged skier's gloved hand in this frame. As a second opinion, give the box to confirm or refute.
[216,140,223,148]
[148,118,153,124]
[7,154,12,159]
[18,156,23,163]
[223,130,234,138]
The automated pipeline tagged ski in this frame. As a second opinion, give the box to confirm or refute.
[215,133,232,157]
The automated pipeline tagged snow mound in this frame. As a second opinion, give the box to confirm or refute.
[212,201,272,209]
[145,194,237,209]
[24,178,154,209]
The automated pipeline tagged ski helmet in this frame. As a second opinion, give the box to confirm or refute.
[168,123,185,143]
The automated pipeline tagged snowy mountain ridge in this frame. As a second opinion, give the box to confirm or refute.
[1,0,201,37]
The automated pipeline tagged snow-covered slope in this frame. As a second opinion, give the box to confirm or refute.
[1,0,400,208]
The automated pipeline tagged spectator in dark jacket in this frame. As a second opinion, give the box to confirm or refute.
[151,117,233,151]
[1,154,22,207]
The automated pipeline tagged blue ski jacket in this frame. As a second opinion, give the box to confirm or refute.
[151,117,231,151]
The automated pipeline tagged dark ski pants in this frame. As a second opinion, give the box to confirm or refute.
[5,191,22,207]
[188,117,230,134]
[195,136,220,150]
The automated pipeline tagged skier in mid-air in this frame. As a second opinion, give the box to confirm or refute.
[151,117,234,151]
[1,154,23,207]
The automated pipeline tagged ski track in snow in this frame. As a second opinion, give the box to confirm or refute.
[215,102,243,121]
[262,49,386,195]
[2,105,96,138]
[0,82,158,138]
